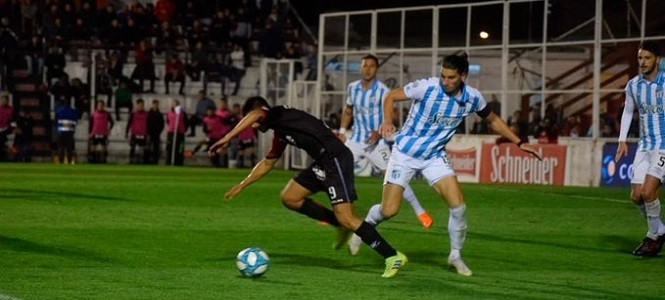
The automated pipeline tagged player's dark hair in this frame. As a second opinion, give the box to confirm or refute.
[243,96,270,116]
[362,54,379,66]
[442,52,469,75]
[136,98,144,104]
[639,41,662,57]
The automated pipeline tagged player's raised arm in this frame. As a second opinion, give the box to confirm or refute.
[209,108,265,155]
[482,110,543,161]
[380,88,409,137]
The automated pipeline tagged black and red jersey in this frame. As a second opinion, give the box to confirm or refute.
[264,106,345,161]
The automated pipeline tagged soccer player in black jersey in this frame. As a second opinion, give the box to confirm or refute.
[209,96,407,278]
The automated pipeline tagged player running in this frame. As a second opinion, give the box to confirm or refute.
[209,96,408,278]
[348,53,542,276]
[339,54,433,228]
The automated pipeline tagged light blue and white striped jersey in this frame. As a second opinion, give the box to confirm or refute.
[396,77,487,159]
[625,69,665,150]
[346,79,390,143]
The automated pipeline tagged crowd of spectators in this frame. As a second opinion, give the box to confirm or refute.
[0,0,315,99]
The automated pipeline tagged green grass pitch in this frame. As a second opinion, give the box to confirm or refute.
[1,164,664,299]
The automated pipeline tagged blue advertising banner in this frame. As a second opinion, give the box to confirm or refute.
[601,142,637,187]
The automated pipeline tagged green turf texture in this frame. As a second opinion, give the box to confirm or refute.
[1,163,663,299]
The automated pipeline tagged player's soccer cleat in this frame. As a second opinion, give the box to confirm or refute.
[382,251,408,278]
[333,226,352,250]
[347,234,362,255]
[448,257,473,276]
[418,212,434,228]
[633,236,661,257]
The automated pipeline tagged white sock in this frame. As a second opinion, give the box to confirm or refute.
[448,204,467,256]
[403,184,426,215]
[645,199,663,239]
[365,204,386,226]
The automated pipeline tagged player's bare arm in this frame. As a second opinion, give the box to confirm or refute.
[380,88,409,137]
[209,108,265,155]
[225,157,279,200]
[484,111,543,161]
[338,105,353,142]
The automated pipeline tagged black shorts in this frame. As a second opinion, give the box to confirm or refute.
[91,135,108,146]
[130,135,147,147]
[294,148,357,205]
[238,139,255,150]
[57,134,75,150]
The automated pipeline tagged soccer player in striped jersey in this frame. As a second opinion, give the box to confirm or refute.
[339,54,433,229]
[349,53,541,276]
[615,41,665,257]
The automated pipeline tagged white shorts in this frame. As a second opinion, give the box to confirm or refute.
[631,150,665,184]
[344,139,391,171]
[383,147,455,187]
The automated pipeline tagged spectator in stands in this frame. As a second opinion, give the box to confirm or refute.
[536,117,559,144]
[23,35,43,77]
[70,78,90,120]
[209,10,231,48]
[54,100,77,164]
[228,43,246,96]
[164,54,186,95]
[105,18,125,53]
[155,0,176,24]
[126,98,149,164]
[189,90,215,136]
[0,94,13,161]
[123,17,143,49]
[41,4,58,41]
[304,43,318,80]
[60,3,76,31]
[507,110,529,141]
[78,2,97,35]
[114,81,134,121]
[89,100,114,163]
[561,115,583,138]
[236,114,257,168]
[187,19,209,48]
[20,0,38,36]
[283,44,303,79]
[166,99,188,166]
[51,75,72,105]
[186,41,209,81]
[154,21,179,54]
[147,99,165,164]
[214,96,233,167]
[470,115,489,134]
[230,7,252,49]
[45,44,67,86]
[131,39,156,93]
[98,5,117,35]
[258,21,284,58]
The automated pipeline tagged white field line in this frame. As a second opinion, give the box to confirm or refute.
[0,293,22,300]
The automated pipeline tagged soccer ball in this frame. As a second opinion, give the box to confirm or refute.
[236,247,270,277]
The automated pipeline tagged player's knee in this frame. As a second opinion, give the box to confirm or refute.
[279,193,302,210]
[640,187,658,202]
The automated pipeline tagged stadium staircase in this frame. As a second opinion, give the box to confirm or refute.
[6,67,51,159]
[520,43,636,125]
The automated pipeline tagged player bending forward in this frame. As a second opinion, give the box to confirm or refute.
[209,96,408,278]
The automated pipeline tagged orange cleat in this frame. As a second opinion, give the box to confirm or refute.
[184,150,194,158]
[418,212,434,228]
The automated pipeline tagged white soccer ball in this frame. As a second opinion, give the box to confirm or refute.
[236,247,270,277]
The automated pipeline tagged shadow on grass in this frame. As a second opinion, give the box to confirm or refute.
[469,232,624,254]
[0,188,128,202]
[599,234,639,254]
[0,235,113,263]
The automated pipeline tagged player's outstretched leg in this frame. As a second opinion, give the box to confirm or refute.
[634,199,665,256]
[348,204,386,255]
[448,204,472,276]
[403,184,433,228]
